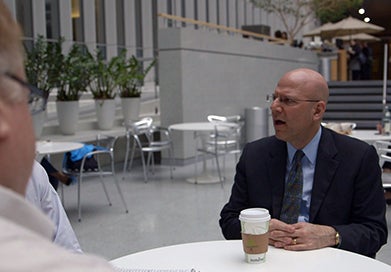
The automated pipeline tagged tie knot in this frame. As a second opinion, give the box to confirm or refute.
[293,150,304,165]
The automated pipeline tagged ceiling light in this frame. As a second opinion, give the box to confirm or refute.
[364,17,370,23]
[358,8,365,15]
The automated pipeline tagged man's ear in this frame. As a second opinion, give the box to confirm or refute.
[313,101,326,120]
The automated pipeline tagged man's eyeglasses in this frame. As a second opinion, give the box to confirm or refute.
[4,73,48,115]
[266,94,320,107]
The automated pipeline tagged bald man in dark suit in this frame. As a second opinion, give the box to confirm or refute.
[219,68,387,258]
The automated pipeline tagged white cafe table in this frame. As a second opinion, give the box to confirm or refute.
[110,240,391,272]
[36,140,84,156]
[35,141,83,155]
[169,122,233,184]
[349,130,391,145]
[169,122,219,133]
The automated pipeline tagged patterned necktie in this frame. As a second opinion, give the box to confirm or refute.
[280,150,305,224]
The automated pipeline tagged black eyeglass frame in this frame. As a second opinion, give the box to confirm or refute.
[267,94,320,106]
[4,72,48,114]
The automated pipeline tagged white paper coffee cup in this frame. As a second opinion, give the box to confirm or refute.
[239,208,270,264]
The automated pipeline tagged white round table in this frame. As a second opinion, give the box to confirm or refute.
[110,240,391,272]
[36,140,84,156]
[169,122,221,132]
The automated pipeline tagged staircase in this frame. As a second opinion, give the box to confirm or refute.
[324,80,391,130]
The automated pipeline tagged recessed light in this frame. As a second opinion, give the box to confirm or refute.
[364,17,370,23]
[359,8,365,15]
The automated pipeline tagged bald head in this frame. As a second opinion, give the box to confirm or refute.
[271,68,328,149]
[278,68,329,104]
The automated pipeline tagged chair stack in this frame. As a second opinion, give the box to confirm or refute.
[375,140,391,189]
[123,117,174,182]
[195,115,242,186]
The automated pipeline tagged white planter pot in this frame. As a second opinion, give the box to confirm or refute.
[121,97,140,124]
[95,99,116,130]
[56,100,79,135]
[32,109,47,139]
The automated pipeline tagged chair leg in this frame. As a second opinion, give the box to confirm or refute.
[111,154,128,213]
[98,174,112,207]
[194,149,199,184]
[168,147,174,179]
[97,155,112,206]
[123,141,137,178]
[140,151,149,182]
[127,142,137,174]
[148,152,155,175]
[122,134,131,178]
[78,173,82,222]
[214,153,224,188]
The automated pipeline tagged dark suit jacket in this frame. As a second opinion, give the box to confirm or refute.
[219,127,387,257]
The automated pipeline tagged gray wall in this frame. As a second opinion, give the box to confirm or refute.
[158,28,319,161]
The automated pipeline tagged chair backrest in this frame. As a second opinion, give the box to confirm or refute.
[128,117,153,135]
[207,114,241,123]
[375,140,391,167]
[207,114,242,138]
[206,114,242,152]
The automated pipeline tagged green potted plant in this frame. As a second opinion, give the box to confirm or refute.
[24,35,61,138]
[114,49,156,123]
[88,50,118,130]
[55,43,94,134]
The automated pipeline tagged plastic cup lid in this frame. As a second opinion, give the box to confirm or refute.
[239,208,270,223]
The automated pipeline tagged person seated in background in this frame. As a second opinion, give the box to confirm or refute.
[0,2,114,270]
[40,157,75,190]
[26,160,82,253]
[219,68,387,258]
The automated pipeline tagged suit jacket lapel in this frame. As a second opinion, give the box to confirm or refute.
[309,128,340,222]
[268,140,287,219]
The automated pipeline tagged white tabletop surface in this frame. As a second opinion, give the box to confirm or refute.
[169,122,219,132]
[110,240,391,272]
[36,140,84,155]
[169,122,236,132]
[349,130,391,144]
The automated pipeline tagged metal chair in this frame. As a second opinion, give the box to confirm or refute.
[195,115,242,186]
[62,134,128,221]
[375,140,391,189]
[123,117,174,182]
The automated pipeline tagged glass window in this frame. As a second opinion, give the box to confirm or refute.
[72,0,84,42]
[116,0,125,53]
[135,0,143,58]
[45,0,60,39]
[95,0,106,57]
[16,0,33,39]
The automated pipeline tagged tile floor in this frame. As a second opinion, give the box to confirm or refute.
[62,156,391,265]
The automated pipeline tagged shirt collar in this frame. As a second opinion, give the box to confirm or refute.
[0,185,55,240]
[287,127,322,164]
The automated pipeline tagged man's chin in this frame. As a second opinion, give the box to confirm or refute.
[274,131,286,141]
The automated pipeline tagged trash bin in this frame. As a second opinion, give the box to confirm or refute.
[245,107,268,143]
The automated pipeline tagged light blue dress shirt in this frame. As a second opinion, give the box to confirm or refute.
[286,127,322,222]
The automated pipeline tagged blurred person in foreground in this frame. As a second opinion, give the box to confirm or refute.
[219,68,387,258]
[0,1,114,270]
